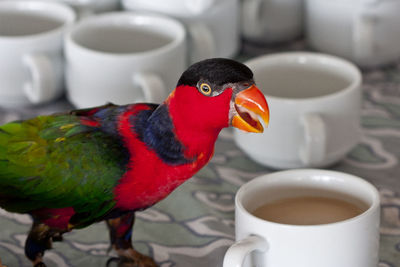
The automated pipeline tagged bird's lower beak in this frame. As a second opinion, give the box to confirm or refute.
[231,85,269,133]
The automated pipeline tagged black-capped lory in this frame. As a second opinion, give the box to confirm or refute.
[0,58,269,267]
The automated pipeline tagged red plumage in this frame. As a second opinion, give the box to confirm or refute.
[114,85,233,210]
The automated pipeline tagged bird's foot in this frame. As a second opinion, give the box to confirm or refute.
[106,249,158,267]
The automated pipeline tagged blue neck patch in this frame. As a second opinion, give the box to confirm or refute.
[132,104,193,165]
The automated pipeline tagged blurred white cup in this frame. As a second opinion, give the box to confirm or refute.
[234,52,362,169]
[306,0,400,67]
[121,0,240,64]
[241,0,303,44]
[65,12,187,108]
[0,0,76,107]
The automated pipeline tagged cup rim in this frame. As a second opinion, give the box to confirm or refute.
[236,169,380,228]
[0,0,76,40]
[244,51,362,102]
[65,11,186,58]
[121,0,230,17]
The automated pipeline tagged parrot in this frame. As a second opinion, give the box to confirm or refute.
[0,58,269,267]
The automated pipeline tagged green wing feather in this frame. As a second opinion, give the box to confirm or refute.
[0,114,127,225]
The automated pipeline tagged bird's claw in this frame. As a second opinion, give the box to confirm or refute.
[106,257,120,267]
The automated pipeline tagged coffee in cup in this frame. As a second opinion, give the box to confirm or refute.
[0,11,63,36]
[252,194,367,225]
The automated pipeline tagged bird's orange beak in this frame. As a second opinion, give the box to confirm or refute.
[232,85,269,133]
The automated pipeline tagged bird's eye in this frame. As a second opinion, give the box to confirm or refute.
[200,83,212,96]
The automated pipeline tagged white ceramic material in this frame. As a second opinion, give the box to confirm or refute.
[0,0,76,107]
[65,12,186,108]
[48,0,120,19]
[306,0,400,67]
[87,0,120,13]
[224,169,380,267]
[234,52,362,169]
[121,0,240,64]
[241,0,303,43]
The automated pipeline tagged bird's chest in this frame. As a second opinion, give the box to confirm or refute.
[113,147,212,211]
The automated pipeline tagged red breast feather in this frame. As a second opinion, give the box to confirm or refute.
[113,86,232,211]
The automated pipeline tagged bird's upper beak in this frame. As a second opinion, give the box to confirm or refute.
[231,85,269,133]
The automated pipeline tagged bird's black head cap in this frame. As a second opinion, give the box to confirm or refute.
[177,58,254,87]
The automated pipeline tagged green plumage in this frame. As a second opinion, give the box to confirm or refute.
[0,114,127,226]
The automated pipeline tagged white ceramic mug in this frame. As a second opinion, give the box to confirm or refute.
[234,52,362,169]
[121,0,240,64]
[224,169,380,267]
[306,0,400,67]
[241,0,303,44]
[0,0,76,107]
[65,12,186,108]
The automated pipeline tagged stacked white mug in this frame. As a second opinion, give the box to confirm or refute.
[234,52,362,169]
[0,0,76,107]
[305,0,400,67]
[64,12,187,108]
[122,0,240,64]
[241,0,303,44]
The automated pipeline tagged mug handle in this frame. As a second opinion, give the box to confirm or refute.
[299,113,327,166]
[132,72,167,103]
[241,0,264,38]
[353,10,378,60]
[23,53,62,104]
[223,235,269,267]
[187,23,216,62]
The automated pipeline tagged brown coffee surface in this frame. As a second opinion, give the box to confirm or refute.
[252,196,365,225]
[0,11,63,36]
[255,66,351,99]
[74,27,173,54]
